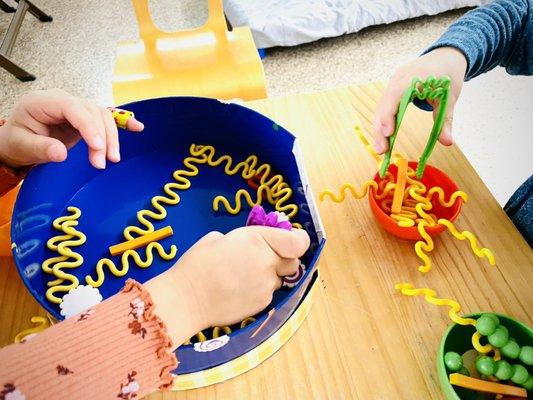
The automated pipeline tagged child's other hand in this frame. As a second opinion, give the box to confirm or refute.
[0,89,144,169]
[147,226,310,343]
[374,47,468,154]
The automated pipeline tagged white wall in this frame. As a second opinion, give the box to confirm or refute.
[454,68,533,205]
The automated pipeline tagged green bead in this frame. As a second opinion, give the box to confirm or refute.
[488,325,509,348]
[476,356,496,376]
[519,345,533,366]
[523,374,533,391]
[494,360,513,380]
[444,351,463,371]
[501,339,520,359]
[483,313,500,326]
[476,314,498,336]
[458,366,470,376]
[510,364,528,385]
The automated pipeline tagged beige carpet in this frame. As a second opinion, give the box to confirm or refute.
[1,1,531,204]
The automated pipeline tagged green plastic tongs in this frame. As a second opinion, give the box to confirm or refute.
[379,75,451,179]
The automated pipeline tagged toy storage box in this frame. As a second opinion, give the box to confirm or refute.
[11,97,326,374]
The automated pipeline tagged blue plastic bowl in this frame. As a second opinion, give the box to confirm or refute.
[11,97,325,374]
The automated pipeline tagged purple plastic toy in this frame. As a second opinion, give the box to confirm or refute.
[246,205,292,231]
[246,205,305,288]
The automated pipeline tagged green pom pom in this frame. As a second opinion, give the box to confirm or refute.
[510,364,528,385]
[488,325,509,348]
[475,356,496,376]
[458,366,470,376]
[476,314,498,336]
[523,374,533,391]
[519,345,533,366]
[494,360,513,380]
[501,339,520,359]
[444,351,463,372]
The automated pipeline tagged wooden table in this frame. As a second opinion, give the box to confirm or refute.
[1,83,531,399]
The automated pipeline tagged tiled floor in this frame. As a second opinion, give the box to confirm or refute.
[1,1,531,204]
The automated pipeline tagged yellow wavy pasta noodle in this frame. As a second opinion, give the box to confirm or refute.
[269,188,299,218]
[190,144,257,179]
[212,326,232,338]
[213,185,275,214]
[86,242,177,288]
[438,219,496,266]
[414,221,434,273]
[355,124,381,164]
[472,331,494,354]
[414,202,437,227]
[240,317,257,328]
[214,183,299,218]
[52,207,81,230]
[124,144,295,242]
[398,283,502,357]
[320,179,398,204]
[426,187,469,207]
[184,316,257,344]
[42,207,86,304]
[123,150,208,241]
[391,214,416,228]
[189,144,298,222]
[408,185,431,209]
[191,144,290,201]
[183,331,208,345]
[14,316,51,343]
[320,181,377,203]
[354,124,406,165]
[172,152,209,190]
[395,283,476,326]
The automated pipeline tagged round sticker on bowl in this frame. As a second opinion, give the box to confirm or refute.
[194,335,230,352]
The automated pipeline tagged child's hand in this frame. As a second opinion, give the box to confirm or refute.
[0,89,144,169]
[374,47,468,154]
[146,226,310,344]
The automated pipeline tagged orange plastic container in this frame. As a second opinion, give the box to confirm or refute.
[368,161,462,241]
[0,183,21,256]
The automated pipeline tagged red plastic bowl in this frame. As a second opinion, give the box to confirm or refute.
[368,161,462,241]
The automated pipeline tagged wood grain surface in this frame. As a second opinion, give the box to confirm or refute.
[1,83,531,399]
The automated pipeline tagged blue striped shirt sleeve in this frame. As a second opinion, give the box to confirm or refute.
[424,0,532,80]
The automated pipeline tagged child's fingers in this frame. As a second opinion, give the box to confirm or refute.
[125,117,144,132]
[108,108,144,132]
[439,115,454,146]
[431,99,454,146]
[374,76,409,154]
[11,128,67,164]
[373,134,389,155]
[85,103,107,169]
[374,75,408,136]
[102,108,120,163]
[60,98,105,153]
[258,227,310,260]
[275,258,300,277]
[15,105,52,137]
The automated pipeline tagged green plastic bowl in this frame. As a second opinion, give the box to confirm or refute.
[437,313,533,400]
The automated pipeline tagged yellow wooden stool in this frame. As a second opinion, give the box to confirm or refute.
[112,0,267,104]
